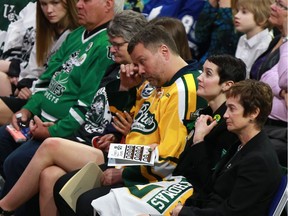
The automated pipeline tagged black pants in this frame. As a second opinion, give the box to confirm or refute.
[53,165,123,216]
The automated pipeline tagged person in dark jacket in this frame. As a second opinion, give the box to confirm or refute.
[171,79,281,216]
[173,54,246,202]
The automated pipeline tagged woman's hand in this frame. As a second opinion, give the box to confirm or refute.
[218,0,231,8]
[101,168,123,186]
[16,87,32,99]
[170,202,183,216]
[112,111,133,136]
[96,134,117,152]
[193,114,218,145]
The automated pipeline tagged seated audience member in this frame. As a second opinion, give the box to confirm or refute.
[0,0,79,125]
[90,54,246,215]
[170,80,282,216]
[53,24,202,216]
[111,16,207,139]
[250,0,287,166]
[0,0,124,215]
[195,0,241,67]
[234,0,272,78]
[0,9,147,216]
[173,55,246,199]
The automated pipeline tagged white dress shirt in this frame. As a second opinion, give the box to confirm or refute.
[235,28,273,78]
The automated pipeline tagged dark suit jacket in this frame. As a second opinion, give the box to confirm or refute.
[179,130,282,216]
[173,103,238,197]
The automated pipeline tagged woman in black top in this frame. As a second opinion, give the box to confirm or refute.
[172,80,281,216]
[174,54,246,200]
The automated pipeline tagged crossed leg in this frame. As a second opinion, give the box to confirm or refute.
[0,137,104,215]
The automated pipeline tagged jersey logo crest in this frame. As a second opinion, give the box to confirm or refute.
[61,51,80,74]
[131,101,157,134]
[84,87,111,134]
[141,82,155,98]
[3,4,18,22]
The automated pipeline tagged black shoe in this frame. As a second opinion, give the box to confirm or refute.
[0,207,14,216]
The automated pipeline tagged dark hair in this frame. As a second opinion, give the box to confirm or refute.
[127,24,179,55]
[226,79,273,128]
[207,54,246,84]
[149,17,192,60]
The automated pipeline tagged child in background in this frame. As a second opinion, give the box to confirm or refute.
[234,0,273,78]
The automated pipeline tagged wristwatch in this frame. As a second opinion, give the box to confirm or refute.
[283,36,288,43]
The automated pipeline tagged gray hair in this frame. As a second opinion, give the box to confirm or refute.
[108,10,148,42]
[114,0,124,14]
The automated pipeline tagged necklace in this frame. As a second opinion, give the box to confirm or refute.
[237,144,244,151]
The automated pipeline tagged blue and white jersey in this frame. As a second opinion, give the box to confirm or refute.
[142,0,206,58]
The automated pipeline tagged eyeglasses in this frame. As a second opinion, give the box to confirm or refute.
[109,41,128,50]
[275,0,288,10]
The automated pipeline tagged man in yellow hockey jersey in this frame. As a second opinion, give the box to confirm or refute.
[54,24,203,216]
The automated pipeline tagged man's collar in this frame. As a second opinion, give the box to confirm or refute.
[84,21,110,39]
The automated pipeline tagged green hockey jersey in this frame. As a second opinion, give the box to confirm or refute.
[24,25,113,137]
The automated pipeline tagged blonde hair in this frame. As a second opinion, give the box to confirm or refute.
[236,0,272,29]
[36,0,79,66]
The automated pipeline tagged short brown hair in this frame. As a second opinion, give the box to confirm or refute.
[226,79,273,128]
[127,25,179,56]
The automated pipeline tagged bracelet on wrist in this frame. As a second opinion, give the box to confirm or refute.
[283,36,288,43]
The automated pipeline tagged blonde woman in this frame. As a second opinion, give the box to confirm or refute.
[0,0,79,125]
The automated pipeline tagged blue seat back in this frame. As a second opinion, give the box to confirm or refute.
[268,174,288,216]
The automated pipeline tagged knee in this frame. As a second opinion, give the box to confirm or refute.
[38,138,64,155]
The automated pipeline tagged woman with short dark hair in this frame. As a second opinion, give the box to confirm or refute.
[172,80,281,216]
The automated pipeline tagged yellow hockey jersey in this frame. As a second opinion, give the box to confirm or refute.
[123,63,200,186]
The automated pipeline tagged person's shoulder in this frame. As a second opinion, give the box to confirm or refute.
[180,60,200,74]
[69,26,86,35]
[241,131,277,159]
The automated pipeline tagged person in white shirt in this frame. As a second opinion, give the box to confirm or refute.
[234,0,273,78]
